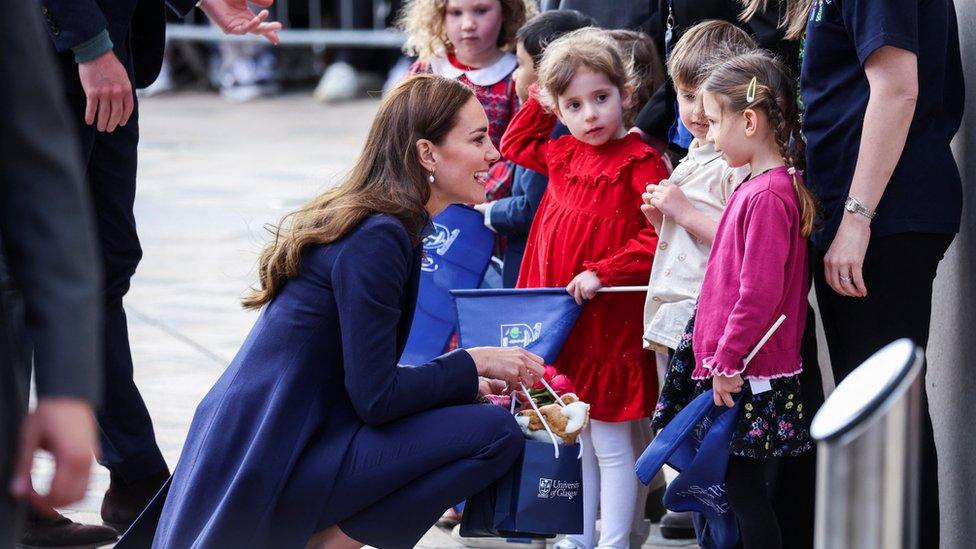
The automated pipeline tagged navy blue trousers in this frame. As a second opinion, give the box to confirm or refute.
[313,404,524,549]
[67,91,167,483]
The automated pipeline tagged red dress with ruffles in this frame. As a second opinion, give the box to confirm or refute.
[501,96,669,421]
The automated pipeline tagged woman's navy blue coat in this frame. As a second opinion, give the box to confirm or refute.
[123,214,480,548]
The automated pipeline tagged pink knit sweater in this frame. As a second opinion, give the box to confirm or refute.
[692,166,808,381]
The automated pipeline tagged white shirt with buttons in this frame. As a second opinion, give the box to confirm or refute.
[642,141,750,352]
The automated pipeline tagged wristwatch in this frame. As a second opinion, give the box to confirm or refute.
[844,196,876,220]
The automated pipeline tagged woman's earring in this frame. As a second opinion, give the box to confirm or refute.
[428,172,435,183]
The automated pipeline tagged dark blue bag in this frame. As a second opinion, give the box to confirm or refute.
[461,407,584,540]
[490,439,584,537]
[635,390,742,549]
[450,288,583,363]
[401,205,494,365]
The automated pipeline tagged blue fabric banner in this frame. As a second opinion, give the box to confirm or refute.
[401,205,494,365]
[635,391,741,549]
[450,288,583,364]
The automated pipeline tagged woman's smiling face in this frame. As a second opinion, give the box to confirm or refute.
[423,96,500,210]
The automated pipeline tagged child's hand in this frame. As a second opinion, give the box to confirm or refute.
[712,373,743,408]
[566,270,603,305]
[641,184,663,228]
[646,181,693,224]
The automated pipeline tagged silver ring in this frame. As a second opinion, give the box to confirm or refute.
[839,275,852,283]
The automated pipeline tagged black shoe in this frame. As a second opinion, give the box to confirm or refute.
[645,485,667,522]
[19,511,118,548]
[659,510,696,540]
[100,469,170,532]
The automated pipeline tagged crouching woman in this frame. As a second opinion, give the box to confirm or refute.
[119,74,544,549]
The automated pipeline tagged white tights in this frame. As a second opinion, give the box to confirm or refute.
[566,419,650,549]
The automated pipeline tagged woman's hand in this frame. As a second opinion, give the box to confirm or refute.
[467,347,545,390]
[566,270,603,305]
[473,202,490,215]
[824,214,870,297]
[712,374,743,408]
[645,181,693,224]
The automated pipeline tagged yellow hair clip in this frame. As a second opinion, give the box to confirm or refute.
[746,76,758,103]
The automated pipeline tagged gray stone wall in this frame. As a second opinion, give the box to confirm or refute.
[928,3,976,547]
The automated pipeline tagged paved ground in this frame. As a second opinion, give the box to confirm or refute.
[30,91,696,549]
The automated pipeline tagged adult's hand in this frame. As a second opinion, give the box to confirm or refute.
[78,50,132,133]
[199,0,282,45]
[824,214,870,297]
[467,347,545,390]
[10,398,98,509]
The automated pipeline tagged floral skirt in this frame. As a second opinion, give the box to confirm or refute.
[650,312,812,460]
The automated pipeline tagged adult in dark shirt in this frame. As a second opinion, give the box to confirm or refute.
[1,0,104,545]
[800,0,964,546]
[33,0,282,542]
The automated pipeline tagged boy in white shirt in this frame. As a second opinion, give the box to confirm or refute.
[641,20,755,364]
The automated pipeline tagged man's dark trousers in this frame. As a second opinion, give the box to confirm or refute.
[65,87,166,483]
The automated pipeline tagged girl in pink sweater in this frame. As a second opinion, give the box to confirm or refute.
[651,51,818,549]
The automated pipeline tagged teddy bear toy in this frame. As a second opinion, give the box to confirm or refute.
[515,393,590,445]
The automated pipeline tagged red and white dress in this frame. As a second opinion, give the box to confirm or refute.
[408,52,519,201]
[501,96,669,422]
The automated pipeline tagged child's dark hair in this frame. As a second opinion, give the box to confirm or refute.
[607,29,664,125]
[516,10,597,67]
[702,51,818,237]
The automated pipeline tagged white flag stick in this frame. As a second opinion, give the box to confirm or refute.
[596,286,650,293]
[743,314,787,366]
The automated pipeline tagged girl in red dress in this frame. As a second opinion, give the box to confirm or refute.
[500,28,668,549]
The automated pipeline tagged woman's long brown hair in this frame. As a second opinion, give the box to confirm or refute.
[242,75,475,310]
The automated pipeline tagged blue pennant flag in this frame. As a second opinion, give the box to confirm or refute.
[401,205,494,365]
[450,288,583,364]
[635,391,741,549]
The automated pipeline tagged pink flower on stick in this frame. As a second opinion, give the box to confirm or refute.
[549,374,575,395]
[533,365,559,390]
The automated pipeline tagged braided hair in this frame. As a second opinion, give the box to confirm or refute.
[702,51,818,237]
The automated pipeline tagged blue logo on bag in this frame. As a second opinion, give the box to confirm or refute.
[421,222,460,272]
[501,323,542,347]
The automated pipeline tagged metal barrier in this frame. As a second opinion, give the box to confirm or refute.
[810,338,924,549]
[166,0,405,48]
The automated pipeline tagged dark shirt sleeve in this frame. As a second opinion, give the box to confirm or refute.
[332,219,479,426]
[1,0,102,404]
[40,0,109,53]
[634,82,674,142]
[488,167,548,237]
[842,0,918,64]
